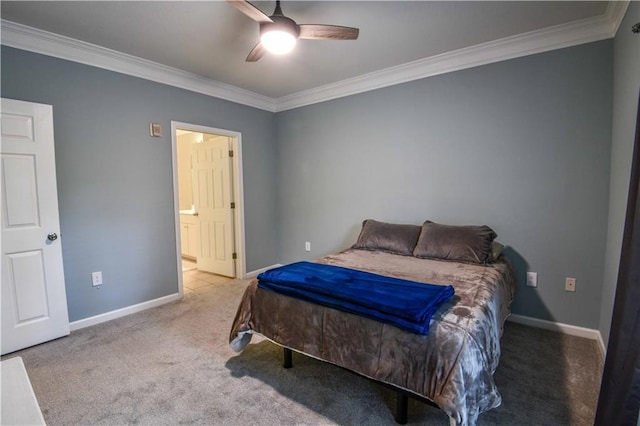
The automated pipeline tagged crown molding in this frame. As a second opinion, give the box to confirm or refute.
[609,0,631,36]
[0,1,628,113]
[0,19,277,112]
[275,1,629,112]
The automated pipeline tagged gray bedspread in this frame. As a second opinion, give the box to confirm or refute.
[229,248,516,425]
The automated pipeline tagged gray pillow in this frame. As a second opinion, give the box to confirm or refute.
[413,221,497,264]
[352,219,421,256]
[491,241,505,262]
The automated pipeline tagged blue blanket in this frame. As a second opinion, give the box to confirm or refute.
[257,261,454,335]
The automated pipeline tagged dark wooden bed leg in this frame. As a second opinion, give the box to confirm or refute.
[283,347,293,369]
[395,391,408,424]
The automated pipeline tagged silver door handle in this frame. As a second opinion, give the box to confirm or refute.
[47,232,58,241]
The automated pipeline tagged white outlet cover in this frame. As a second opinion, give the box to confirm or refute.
[526,272,538,287]
[92,271,103,286]
[565,277,576,292]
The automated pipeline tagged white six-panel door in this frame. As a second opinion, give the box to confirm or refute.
[1,98,70,355]
[193,136,236,277]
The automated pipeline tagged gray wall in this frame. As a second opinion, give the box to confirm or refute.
[599,2,640,347]
[1,46,278,322]
[1,34,622,331]
[276,41,613,329]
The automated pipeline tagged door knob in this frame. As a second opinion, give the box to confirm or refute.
[47,232,58,241]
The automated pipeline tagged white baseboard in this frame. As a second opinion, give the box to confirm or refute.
[69,293,182,332]
[595,332,606,358]
[68,263,282,331]
[508,314,606,358]
[68,290,609,358]
[245,263,281,279]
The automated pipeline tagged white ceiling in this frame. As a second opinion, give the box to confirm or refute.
[0,1,624,110]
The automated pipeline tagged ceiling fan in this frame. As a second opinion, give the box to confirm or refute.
[227,0,359,62]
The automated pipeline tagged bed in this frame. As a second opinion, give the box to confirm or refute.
[229,220,516,425]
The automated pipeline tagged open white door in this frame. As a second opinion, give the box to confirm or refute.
[193,136,236,277]
[1,98,70,355]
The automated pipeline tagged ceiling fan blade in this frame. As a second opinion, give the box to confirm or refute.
[298,25,359,40]
[226,0,273,24]
[246,42,266,62]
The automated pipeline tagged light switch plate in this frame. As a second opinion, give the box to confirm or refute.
[149,122,162,137]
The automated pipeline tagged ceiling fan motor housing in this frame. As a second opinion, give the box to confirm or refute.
[260,15,300,38]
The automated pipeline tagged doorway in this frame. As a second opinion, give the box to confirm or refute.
[171,122,246,295]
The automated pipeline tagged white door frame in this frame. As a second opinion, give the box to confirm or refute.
[171,121,246,292]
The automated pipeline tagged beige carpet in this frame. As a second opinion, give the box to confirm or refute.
[1,278,603,425]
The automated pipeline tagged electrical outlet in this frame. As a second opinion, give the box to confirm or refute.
[305,242,311,252]
[92,271,103,287]
[526,272,538,287]
[565,277,576,292]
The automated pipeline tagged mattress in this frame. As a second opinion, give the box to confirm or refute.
[229,248,516,425]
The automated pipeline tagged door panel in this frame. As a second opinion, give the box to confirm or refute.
[1,98,70,355]
[2,154,39,226]
[6,250,49,322]
[1,112,34,140]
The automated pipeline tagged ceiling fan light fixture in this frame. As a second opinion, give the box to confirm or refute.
[261,29,297,54]
[229,0,359,62]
